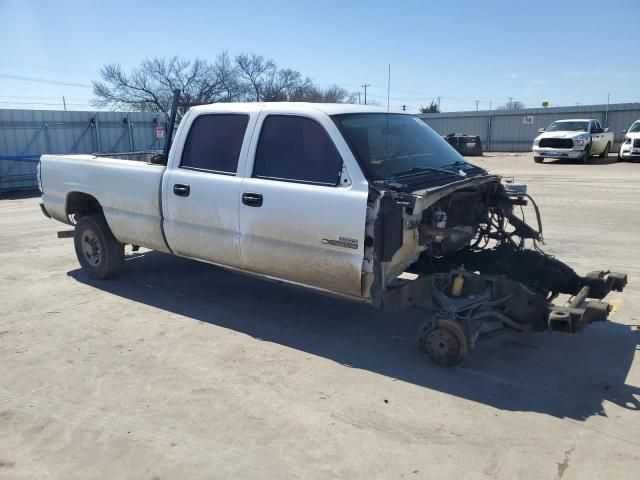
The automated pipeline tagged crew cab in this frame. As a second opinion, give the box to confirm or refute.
[38,101,627,366]
[532,119,614,163]
[619,119,640,161]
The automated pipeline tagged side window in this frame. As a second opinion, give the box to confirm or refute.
[180,114,249,174]
[253,115,342,186]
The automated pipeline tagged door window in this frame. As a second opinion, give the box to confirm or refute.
[253,115,342,186]
[180,114,249,174]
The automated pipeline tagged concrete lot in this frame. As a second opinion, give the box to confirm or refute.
[1,153,639,479]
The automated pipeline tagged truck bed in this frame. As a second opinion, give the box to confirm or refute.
[40,154,169,252]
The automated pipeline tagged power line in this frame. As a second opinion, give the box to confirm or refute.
[0,73,91,88]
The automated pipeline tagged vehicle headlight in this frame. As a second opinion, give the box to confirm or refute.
[533,138,540,146]
[574,136,588,146]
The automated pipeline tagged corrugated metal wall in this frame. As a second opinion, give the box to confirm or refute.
[0,109,166,193]
[420,103,640,153]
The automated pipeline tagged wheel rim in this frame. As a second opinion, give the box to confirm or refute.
[81,230,102,266]
[424,327,463,366]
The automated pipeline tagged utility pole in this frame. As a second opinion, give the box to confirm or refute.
[402,104,407,111]
[475,100,479,111]
[62,96,67,111]
[358,92,361,105]
[508,97,514,109]
[362,83,371,105]
[437,96,441,111]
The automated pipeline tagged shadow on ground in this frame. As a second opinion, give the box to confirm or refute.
[544,156,621,166]
[68,251,640,420]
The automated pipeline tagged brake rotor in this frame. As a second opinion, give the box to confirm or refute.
[419,319,468,367]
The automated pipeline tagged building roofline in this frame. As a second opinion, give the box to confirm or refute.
[418,102,640,119]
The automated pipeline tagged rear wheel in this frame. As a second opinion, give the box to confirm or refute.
[418,319,468,367]
[599,142,611,158]
[74,214,124,279]
[534,156,544,164]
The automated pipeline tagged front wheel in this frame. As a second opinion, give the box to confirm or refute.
[74,215,124,279]
[581,145,591,164]
[599,142,611,158]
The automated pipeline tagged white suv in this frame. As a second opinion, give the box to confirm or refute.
[618,120,640,161]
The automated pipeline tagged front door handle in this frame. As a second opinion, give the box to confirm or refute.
[173,183,190,197]
[242,192,263,207]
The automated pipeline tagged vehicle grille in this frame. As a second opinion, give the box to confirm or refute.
[396,166,487,192]
[634,139,640,148]
[539,138,574,149]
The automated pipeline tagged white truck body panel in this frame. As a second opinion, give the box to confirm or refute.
[39,102,489,303]
[40,154,169,252]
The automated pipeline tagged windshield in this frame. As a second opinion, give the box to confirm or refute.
[629,122,640,133]
[332,113,466,180]
[546,121,589,132]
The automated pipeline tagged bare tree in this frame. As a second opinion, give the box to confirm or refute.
[93,53,357,113]
[419,100,440,113]
[212,52,247,102]
[262,68,303,101]
[496,100,525,110]
[92,56,225,117]
[320,84,357,103]
[234,53,276,102]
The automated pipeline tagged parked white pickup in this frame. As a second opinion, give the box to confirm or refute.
[532,119,614,163]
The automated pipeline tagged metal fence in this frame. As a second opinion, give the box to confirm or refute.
[0,109,166,193]
[419,103,640,153]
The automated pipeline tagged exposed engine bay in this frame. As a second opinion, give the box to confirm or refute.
[364,174,627,366]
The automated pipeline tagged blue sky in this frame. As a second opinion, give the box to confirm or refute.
[1,0,638,112]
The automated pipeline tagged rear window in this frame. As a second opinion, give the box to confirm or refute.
[253,115,342,186]
[180,114,249,174]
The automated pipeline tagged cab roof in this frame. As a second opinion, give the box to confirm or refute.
[189,102,407,116]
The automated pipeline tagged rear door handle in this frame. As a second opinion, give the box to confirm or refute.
[173,183,190,197]
[242,192,263,207]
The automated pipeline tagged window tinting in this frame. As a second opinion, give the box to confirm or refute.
[181,114,249,174]
[254,115,342,185]
[333,113,465,181]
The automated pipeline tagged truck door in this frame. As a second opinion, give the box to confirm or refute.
[590,120,604,154]
[162,112,254,268]
[239,113,368,297]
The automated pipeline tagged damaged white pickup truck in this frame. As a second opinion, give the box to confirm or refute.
[38,100,627,366]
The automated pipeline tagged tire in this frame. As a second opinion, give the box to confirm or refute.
[599,142,611,158]
[74,214,124,279]
[534,156,544,164]
[581,145,591,164]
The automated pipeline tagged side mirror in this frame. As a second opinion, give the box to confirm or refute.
[604,127,609,132]
[537,128,545,134]
[621,129,627,134]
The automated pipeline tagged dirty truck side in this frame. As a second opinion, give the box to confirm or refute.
[38,102,627,366]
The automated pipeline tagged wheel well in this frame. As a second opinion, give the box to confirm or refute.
[66,192,104,222]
